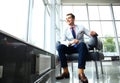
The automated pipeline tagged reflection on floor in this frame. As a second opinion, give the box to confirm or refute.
[35,61,120,83]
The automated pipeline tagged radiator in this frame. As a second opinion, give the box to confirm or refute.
[0,66,3,78]
[36,54,51,75]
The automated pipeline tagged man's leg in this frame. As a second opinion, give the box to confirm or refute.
[56,44,70,80]
[57,44,68,68]
[77,42,88,83]
[77,42,88,69]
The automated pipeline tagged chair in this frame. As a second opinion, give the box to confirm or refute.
[56,35,104,79]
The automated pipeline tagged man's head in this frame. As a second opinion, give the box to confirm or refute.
[66,13,75,26]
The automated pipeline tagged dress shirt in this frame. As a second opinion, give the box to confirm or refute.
[60,24,91,46]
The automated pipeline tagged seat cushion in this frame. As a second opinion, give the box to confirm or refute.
[65,52,104,61]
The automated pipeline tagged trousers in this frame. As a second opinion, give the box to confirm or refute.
[57,42,88,69]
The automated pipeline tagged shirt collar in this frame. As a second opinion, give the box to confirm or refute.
[69,25,76,29]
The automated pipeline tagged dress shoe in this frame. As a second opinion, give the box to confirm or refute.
[78,73,88,83]
[56,72,70,80]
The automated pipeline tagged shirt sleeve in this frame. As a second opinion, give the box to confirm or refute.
[82,25,91,37]
[60,28,69,46]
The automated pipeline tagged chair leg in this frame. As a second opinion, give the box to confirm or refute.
[100,60,104,74]
[94,60,99,79]
[71,62,74,72]
[60,66,62,74]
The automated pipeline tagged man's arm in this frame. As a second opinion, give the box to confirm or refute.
[60,28,70,46]
[83,26,97,37]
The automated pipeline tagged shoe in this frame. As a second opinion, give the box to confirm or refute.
[78,73,88,83]
[56,72,70,80]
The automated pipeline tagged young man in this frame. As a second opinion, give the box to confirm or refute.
[56,13,97,83]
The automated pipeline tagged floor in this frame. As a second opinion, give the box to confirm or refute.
[35,61,120,83]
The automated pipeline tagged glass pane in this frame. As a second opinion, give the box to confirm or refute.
[29,0,45,48]
[56,9,60,28]
[88,6,100,20]
[48,0,51,4]
[103,37,117,57]
[90,21,102,37]
[45,11,51,52]
[62,6,73,20]
[113,6,120,20]
[115,21,120,37]
[99,6,112,20]
[101,21,114,37]
[118,38,120,49]
[75,21,89,30]
[73,6,88,20]
[0,0,29,40]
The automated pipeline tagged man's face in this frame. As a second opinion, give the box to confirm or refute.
[66,15,75,26]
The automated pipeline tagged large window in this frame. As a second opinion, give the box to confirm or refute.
[61,5,120,56]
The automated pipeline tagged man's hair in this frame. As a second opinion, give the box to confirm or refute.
[66,13,75,19]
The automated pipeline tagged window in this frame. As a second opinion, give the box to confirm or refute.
[90,21,102,36]
[73,6,88,20]
[113,6,120,20]
[45,9,51,52]
[88,6,100,20]
[99,6,112,20]
[101,21,114,37]
[115,21,120,37]
[62,6,73,20]
[61,5,120,55]
[29,0,45,48]
[0,0,29,40]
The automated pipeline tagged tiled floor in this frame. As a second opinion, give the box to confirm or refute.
[35,61,120,83]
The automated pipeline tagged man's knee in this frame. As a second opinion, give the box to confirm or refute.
[57,44,67,51]
[78,42,86,47]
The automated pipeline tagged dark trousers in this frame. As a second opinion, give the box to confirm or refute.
[57,42,88,69]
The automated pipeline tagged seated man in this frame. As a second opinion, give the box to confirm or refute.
[56,13,97,83]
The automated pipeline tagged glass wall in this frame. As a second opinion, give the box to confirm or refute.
[61,5,120,56]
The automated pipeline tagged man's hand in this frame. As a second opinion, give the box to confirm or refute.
[73,39,79,44]
[68,39,79,46]
[90,31,98,36]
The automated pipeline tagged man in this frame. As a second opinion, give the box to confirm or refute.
[56,13,97,83]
